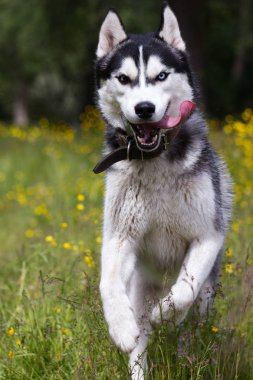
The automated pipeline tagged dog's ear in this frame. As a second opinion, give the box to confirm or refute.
[158,3,186,51]
[96,10,127,58]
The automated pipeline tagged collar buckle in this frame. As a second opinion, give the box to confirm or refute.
[162,134,170,150]
[127,140,132,161]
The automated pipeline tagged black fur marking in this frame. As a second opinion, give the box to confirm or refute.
[165,112,205,163]
[209,249,223,290]
[96,33,196,90]
[209,152,224,232]
[165,125,192,163]
[190,141,225,232]
[105,125,127,150]
[96,40,139,83]
[143,39,187,74]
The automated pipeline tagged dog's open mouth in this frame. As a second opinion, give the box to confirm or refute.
[130,100,197,152]
[131,124,161,151]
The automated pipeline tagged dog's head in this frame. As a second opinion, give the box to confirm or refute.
[95,3,195,151]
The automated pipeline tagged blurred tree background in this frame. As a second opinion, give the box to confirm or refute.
[0,0,252,125]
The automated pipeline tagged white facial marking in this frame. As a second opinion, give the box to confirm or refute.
[166,73,193,117]
[117,57,138,81]
[146,55,174,80]
[139,46,146,87]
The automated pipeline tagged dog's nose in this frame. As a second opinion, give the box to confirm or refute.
[135,102,155,119]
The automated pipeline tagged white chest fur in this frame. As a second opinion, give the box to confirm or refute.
[103,155,216,272]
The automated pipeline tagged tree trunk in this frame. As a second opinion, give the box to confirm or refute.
[170,0,204,107]
[13,82,29,126]
[171,0,204,76]
[232,0,251,82]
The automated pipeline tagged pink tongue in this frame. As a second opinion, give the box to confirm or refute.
[152,100,197,129]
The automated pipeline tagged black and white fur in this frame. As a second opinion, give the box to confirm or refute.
[95,4,232,379]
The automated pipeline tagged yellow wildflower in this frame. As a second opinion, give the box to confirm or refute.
[25,229,35,238]
[77,194,85,202]
[34,204,51,218]
[53,307,61,313]
[45,235,57,247]
[224,124,233,134]
[225,248,233,257]
[17,193,28,206]
[76,203,84,211]
[7,327,15,336]
[232,222,240,233]
[83,256,96,267]
[63,242,72,250]
[225,264,234,274]
[45,235,54,243]
[16,338,22,346]
[60,222,68,229]
[8,351,14,359]
[62,328,70,335]
[241,108,252,122]
[96,236,102,244]
[81,247,91,255]
[211,326,219,333]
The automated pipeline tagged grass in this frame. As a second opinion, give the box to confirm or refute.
[0,107,252,379]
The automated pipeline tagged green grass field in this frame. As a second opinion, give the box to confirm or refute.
[0,107,252,379]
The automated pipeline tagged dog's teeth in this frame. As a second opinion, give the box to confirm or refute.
[137,134,158,147]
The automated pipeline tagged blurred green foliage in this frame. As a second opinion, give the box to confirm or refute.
[0,0,252,122]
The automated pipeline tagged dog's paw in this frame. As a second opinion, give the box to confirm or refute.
[109,314,140,353]
[150,296,174,325]
[130,366,145,380]
[150,284,194,325]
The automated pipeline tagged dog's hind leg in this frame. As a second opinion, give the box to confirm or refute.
[128,266,152,380]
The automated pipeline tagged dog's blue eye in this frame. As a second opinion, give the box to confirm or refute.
[156,72,169,81]
[117,74,131,85]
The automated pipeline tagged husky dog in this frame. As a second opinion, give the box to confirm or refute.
[94,3,232,379]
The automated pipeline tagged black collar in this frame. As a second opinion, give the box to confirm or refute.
[93,126,181,174]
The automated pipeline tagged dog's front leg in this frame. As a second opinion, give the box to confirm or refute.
[151,233,224,325]
[100,237,140,353]
[128,268,152,380]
